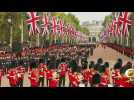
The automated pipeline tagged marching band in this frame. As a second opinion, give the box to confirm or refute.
[0,44,134,87]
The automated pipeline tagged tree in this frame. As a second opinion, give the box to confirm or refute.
[129,12,134,49]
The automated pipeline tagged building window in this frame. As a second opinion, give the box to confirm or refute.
[89,37,91,42]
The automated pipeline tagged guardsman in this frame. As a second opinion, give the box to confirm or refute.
[70,72,79,87]
[116,67,133,87]
[68,68,73,87]
[94,58,103,74]
[17,66,25,87]
[29,69,39,87]
[112,63,121,87]
[7,69,17,87]
[82,68,91,87]
[58,62,67,87]
[49,70,59,87]
[38,66,45,87]
[99,62,110,87]
[46,69,52,87]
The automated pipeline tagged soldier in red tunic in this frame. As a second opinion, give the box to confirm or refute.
[49,71,59,87]
[7,69,17,87]
[99,62,110,87]
[38,67,45,87]
[16,66,25,87]
[46,69,52,87]
[116,67,133,87]
[112,69,121,86]
[68,68,73,87]
[70,72,80,87]
[58,62,68,87]
[82,68,91,87]
[29,69,39,87]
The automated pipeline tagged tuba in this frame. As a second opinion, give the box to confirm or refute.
[125,69,134,78]
[125,69,134,83]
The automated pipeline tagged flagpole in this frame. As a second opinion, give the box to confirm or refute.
[126,33,129,47]
[121,33,123,45]
[21,18,24,44]
[10,26,13,50]
[54,34,56,44]
[36,33,40,47]
[8,17,13,51]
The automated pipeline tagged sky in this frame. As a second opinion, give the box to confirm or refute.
[65,12,111,25]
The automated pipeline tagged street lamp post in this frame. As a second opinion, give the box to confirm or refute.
[7,17,13,51]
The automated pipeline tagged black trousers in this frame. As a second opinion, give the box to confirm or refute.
[59,76,65,87]
[17,78,23,87]
[83,80,88,87]
[38,77,44,87]
[46,79,51,87]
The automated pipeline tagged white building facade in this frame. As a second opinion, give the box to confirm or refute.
[81,20,104,44]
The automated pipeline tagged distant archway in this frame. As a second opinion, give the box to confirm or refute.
[92,37,96,42]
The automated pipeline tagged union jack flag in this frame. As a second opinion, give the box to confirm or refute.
[63,24,67,35]
[120,12,132,37]
[41,15,49,36]
[25,12,40,36]
[58,19,64,34]
[67,24,72,36]
[114,12,122,37]
[74,29,77,38]
[105,23,111,37]
[52,16,58,34]
[109,19,115,36]
[70,26,75,37]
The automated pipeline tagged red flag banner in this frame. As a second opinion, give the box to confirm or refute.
[41,15,49,36]
[120,12,132,37]
[115,14,122,37]
[25,12,40,36]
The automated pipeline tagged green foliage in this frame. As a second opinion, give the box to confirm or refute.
[0,12,89,47]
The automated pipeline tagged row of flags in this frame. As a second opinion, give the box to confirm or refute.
[25,12,88,42]
[100,12,132,42]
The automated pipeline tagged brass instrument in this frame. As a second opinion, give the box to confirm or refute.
[125,69,134,78]
[125,69,134,84]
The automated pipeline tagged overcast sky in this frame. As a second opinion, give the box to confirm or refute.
[65,12,111,25]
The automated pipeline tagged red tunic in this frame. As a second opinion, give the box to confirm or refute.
[59,63,67,77]
[59,70,66,77]
[100,74,109,87]
[39,70,45,78]
[49,79,58,87]
[68,72,73,81]
[112,69,120,85]
[71,74,79,87]
[7,71,17,86]
[46,70,52,79]
[83,69,91,81]
[29,71,38,87]
[116,77,133,87]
